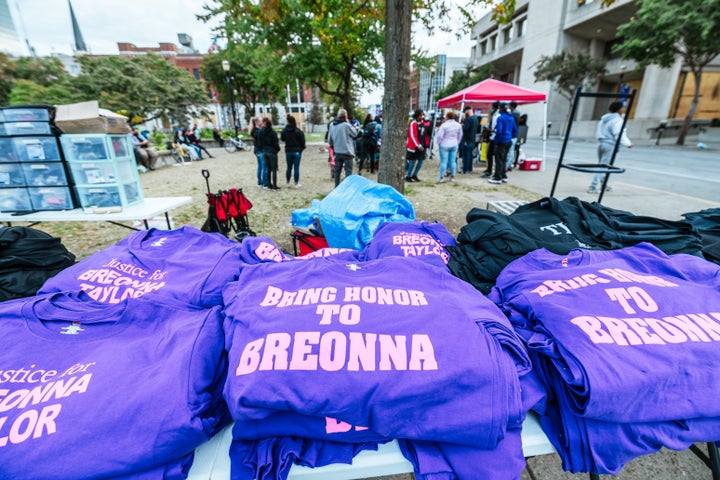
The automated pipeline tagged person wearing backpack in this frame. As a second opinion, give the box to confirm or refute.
[358,114,378,174]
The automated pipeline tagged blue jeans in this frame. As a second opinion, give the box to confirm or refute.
[285,151,302,184]
[461,141,475,173]
[255,151,266,186]
[438,145,458,180]
[406,159,424,179]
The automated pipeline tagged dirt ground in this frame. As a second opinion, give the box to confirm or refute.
[33,143,541,260]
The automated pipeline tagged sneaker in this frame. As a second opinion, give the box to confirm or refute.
[501,178,508,183]
[450,177,455,182]
[436,178,445,183]
[405,177,412,182]
[481,172,491,178]
[488,178,502,184]
[587,187,599,194]
[604,185,613,192]
[411,175,420,182]
[294,183,301,188]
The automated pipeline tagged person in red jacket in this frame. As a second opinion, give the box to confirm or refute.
[405,109,425,182]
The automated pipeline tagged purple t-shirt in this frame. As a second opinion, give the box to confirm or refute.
[39,226,243,307]
[361,221,455,268]
[222,255,528,448]
[492,242,720,422]
[0,292,229,479]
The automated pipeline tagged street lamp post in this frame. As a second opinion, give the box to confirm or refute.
[222,60,239,138]
[426,68,436,112]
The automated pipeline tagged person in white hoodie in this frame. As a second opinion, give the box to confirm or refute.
[434,111,463,183]
[589,101,633,193]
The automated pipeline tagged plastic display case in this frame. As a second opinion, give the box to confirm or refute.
[63,134,143,209]
[11,136,62,162]
[0,163,26,187]
[1,106,52,122]
[0,187,32,212]
[0,122,53,136]
[21,162,68,186]
[28,186,75,210]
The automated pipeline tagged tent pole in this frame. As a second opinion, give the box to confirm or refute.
[429,100,440,158]
[542,101,548,171]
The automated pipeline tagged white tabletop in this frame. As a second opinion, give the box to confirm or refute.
[0,196,192,224]
[187,413,556,479]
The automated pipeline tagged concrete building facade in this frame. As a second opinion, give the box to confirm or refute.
[469,0,720,139]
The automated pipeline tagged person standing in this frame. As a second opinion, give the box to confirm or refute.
[250,118,266,188]
[481,101,500,178]
[460,106,478,174]
[505,101,521,170]
[405,109,425,182]
[358,114,379,174]
[488,103,517,185]
[434,111,462,183]
[280,114,306,188]
[513,114,529,168]
[589,101,632,194]
[258,117,281,190]
[327,108,358,187]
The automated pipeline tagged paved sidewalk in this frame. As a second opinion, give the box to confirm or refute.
[501,134,720,220]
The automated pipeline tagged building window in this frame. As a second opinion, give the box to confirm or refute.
[503,26,512,44]
[480,41,487,55]
[516,18,526,38]
[192,68,200,80]
[490,35,497,51]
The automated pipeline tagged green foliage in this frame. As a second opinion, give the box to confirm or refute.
[201,0,384,118]
[72,54,210,124]
[201,46,286,125]
[533,51,607,102]
[149,131,168,149]
[615,0,720,71]
[12,56,67,86]
[614,0,720,144]
[0,53,16,105]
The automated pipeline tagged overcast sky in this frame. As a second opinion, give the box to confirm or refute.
[8,0,476,105]
[9,0,220,56]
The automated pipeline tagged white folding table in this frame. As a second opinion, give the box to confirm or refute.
[0,196,192,231]
[187,413,556,479]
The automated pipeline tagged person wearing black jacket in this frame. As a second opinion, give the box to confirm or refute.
[257,117,281,190]
[280,115,306,188]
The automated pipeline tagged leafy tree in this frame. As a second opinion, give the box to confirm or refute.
[201,0,384,120]
[72,54,210,125]
[533,51,607,134]
[201,45,286,124]
[12,56,67,87]
[7,78,82,106]
[0,53,16,106]
[614,0,720,145]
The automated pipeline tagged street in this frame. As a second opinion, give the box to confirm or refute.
[513,136,720,219]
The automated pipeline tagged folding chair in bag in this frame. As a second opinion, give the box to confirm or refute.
[200,169,256,242]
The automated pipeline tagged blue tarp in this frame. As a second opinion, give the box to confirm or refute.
[291,175,415,250]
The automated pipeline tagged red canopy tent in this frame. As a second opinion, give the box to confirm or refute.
[436,79,548,166]
[437,78,546,109]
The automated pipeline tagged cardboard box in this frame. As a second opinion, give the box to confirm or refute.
[54,101,130,135]
[519,159,542,171]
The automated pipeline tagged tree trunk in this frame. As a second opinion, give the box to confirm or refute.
[378,0,412,193]
[676,70,702,146]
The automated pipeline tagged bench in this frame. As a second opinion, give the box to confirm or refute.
[487,200,529,215]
